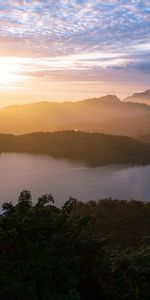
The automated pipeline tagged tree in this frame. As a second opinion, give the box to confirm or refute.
[37,194,54,207]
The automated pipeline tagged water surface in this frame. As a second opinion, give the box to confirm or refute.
[0,153,150,206]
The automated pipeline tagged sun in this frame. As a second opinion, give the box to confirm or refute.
[0,57,22,86]
[0,73,22,85]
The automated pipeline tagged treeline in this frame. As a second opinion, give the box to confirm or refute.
[0,131,150,166]
[0,192,150,299]
[138,133,150,144]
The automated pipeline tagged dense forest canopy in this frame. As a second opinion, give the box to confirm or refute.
[0,191,150,300]
[0,131,150,166]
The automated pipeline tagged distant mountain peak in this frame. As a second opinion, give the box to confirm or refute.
[132,89,150,97]
[145,89,150,93]
[0,92,150,136]
[124,89,150,104]
[83,94,120,104]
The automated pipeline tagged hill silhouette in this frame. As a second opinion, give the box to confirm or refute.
[137,133,150,144]
[0,92,150,136]
[124,89,150,104]
[0,131,150,166]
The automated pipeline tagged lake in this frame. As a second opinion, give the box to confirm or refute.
[0,153,150,206]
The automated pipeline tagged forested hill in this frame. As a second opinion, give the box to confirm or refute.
[0,131,150,166]
[137,133,150,144]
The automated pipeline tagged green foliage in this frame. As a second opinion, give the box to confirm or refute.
[0,191,150,299]
[62,197,80,214]
[37,194,54,207]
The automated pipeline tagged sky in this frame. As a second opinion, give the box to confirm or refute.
[0,0,150,106]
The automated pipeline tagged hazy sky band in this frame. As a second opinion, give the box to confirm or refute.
[0,0,150,104]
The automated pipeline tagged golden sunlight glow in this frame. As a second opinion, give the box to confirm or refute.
[0,73,22,85]
[0,54,147,107]
[0,57,23,85]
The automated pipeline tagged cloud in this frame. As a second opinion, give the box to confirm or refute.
[0,0,150,81]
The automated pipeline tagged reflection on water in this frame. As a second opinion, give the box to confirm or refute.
[0,153,150,206]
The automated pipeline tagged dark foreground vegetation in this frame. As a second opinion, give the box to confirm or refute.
[0,131,150,166]
[0,191,150,300]
[138,133,150,144]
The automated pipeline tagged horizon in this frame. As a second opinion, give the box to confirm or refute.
[0,89,150,108]
[0,0,150,106]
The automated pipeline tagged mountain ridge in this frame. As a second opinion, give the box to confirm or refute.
[124,89,150,104]
[0,90,150,136]
[2,92,150,110]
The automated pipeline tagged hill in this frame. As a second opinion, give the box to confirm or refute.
[137,133,150,144]
[0,131,150,166]
[0,94,150,136]
[124,89,150,104]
